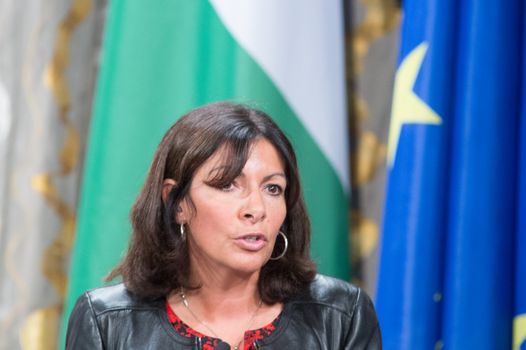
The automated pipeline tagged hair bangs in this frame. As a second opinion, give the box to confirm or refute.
[202,138,254,188]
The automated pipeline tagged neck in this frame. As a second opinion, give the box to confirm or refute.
[178,286,263,350]
[187,266,261,318]
[167,263,282,349]
[186,245,262,309]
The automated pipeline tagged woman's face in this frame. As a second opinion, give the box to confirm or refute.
[179,138,287,278]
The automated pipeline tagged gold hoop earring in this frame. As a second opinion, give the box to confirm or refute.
[269,231,288,260]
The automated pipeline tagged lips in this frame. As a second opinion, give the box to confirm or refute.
[234,234,268,251]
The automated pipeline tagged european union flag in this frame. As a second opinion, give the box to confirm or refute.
[376,0,526,349]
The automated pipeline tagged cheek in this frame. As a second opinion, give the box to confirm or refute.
[269,201,287,228]
[189,194,236,228]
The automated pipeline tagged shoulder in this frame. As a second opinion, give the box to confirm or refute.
[75,283,162,316]
[67,284,184,349]
[283,274,382,348]
[308,274,361,301]
[290,274,369,316]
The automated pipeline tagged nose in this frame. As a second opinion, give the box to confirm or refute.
[241,189,266,223]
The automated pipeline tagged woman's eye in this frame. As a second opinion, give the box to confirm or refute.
[266,184,283,195]
[221,182,235,192]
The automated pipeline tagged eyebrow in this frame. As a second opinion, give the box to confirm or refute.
[206,167,286,183]
[262,173,287,182]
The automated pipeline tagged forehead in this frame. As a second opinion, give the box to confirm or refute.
[241,139,285,173]
[198,138,285,177]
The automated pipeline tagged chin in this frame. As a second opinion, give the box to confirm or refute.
[231,256,267,274]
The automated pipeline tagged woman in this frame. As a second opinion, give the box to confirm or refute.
[66,102,381,349]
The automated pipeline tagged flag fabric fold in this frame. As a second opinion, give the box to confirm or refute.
[515,7,526,348]
[377,0,525,349]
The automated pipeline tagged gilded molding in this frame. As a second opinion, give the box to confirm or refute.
[20,0,93,348]
[348,0,400,273]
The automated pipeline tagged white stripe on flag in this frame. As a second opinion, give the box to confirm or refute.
[209,0,349,190]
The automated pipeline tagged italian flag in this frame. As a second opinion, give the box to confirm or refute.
[63,0,349,329]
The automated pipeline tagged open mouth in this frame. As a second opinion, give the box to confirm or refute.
[235,234,267,251]
[244,235,263,241]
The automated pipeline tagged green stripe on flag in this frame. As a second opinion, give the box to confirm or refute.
[62,0,348,343]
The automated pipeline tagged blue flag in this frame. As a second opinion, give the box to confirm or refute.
[376,0,525,349]
[516,5,526,349]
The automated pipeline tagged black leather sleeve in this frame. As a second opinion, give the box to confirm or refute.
[345,288,382,349]
[66,293,105,350]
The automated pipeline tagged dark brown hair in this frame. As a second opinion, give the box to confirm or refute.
[108,102,316,303]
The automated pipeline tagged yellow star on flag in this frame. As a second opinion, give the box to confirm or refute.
[387,42,442,167]
[514,313,526,350]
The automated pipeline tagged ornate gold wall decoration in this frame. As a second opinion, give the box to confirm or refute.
[20,0,93,348]
[352,131,387,187]
[36,0,91,302]
[31,174,76,299]
[351,0,400,75]
[20,306,61,350]
[353,95,369,123]
[347,0,401,285]
[350,211,379,263]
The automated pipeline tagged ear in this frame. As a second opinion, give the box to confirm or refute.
[162,178,190,224]
[176,202,190,224]
[162,178,177,203]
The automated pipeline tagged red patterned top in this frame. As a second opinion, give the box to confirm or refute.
[166,301,279,350]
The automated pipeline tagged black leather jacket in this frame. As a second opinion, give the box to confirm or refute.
[66,274,381,349]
